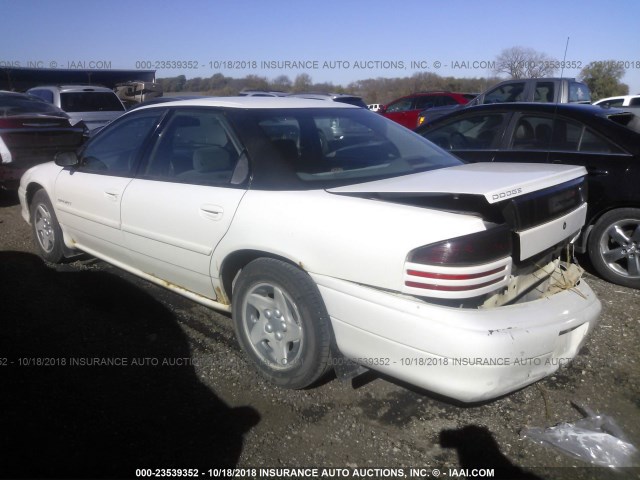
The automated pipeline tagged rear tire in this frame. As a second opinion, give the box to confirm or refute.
[588,208,640,289]
[232,258,333,389]
[30,189,65,263]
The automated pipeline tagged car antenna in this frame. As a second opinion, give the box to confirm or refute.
[547,36,571,162]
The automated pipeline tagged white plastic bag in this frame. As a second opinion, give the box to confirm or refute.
[521,406,639,468]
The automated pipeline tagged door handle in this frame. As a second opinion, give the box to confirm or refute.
[200,204,223,221]
[104,190,120,201]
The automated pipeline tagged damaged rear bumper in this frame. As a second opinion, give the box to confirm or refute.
[312,264,601,403]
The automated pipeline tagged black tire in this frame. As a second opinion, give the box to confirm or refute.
[30,189,65,263]
[231,258,333,389]
[587,208,640,289]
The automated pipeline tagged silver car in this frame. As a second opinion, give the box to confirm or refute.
[27,85,126,131]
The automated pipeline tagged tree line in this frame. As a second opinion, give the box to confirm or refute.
[158,48,631,103]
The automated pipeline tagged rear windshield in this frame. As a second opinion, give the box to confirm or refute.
[333,97,368,108]
[569,82,591,103]
[229,107,461,189]
[607,112,640,134]
[0,95,67,117]
[61,92,125,112]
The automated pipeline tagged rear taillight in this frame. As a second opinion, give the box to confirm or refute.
[403,226,512,298]
[408,226,512,265]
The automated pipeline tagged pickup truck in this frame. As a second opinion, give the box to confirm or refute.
[416,77,592,128]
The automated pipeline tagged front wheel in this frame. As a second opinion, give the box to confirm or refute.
[588,208,640,289]
[232,258,333,389]
[30,189,65,263]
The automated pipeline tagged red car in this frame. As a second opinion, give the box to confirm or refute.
[378,91,470,129]
[0,91,86,190]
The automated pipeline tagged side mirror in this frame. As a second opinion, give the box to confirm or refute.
[55,151,80,167]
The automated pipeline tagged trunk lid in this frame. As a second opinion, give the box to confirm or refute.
[327,162,586,204]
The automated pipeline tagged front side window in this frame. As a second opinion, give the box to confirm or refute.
[533,82,555,102]
[142,109,242,185]
[386,98,414,112]
[421,114,507,150]
[78,109,164,175]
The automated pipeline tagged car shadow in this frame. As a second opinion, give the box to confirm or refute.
[0,189,19,207]
[0,251,259,478]
[440,425,542,479]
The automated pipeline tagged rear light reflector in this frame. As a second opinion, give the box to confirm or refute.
[403,226,513,299]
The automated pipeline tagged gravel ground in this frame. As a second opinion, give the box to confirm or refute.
[0,189,638,480]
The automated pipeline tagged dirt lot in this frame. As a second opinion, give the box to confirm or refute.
[1,189,638,480]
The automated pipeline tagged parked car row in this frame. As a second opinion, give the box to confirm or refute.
[0,91,87,190]
[376,78,592,131]
[19,96,601,402]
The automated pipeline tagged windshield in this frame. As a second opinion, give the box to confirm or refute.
[230,107,462,189]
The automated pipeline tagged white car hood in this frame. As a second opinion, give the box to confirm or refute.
[327,162,587,204]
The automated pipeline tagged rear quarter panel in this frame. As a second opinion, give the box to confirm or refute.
[214,189,487,291]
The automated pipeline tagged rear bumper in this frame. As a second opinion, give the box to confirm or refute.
[313,271,601,402]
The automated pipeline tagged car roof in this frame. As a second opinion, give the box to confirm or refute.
[133,96,362,111]
[594,94,640,102]
[435,101,630,118]
[28,85,115,92]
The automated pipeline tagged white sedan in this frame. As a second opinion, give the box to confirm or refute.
[19,97,601,402]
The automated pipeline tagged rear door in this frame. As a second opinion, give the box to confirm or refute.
[121,108,248,300]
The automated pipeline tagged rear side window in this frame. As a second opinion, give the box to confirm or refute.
[509,114,620,153]
[630,97,640,106]
[61,92,125,112]
[568,82,591,103]
[599,98,624,107]
[333,97,367,108]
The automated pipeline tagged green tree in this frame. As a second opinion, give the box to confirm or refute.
[579,61,629,100]
[292,73,313,93]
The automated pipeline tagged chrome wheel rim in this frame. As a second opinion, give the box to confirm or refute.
[34,204,55,253]
[598,218,640,279]
[241,282,303,370]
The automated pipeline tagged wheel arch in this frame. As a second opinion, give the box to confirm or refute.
[581,202,640,249]
[24,182,47,222]
[219,249,306,302]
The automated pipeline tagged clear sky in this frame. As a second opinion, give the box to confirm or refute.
[1,0,639,93]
